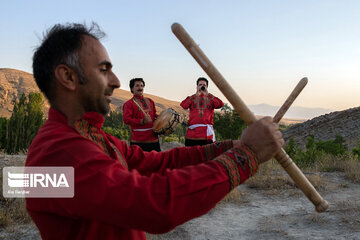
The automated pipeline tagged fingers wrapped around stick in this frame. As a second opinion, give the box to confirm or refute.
[240,117,284,164]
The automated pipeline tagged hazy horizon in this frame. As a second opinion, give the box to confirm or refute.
[1,1,359,112]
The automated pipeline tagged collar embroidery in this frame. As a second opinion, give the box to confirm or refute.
[74,118,128,169]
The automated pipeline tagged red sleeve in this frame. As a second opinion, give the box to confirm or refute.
[27,136,256,234]
[123,100,142,126]
[121,140,234,175]
[209,94,224,109]
[180,96,192,109]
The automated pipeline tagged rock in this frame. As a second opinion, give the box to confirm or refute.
[282,106,360,149]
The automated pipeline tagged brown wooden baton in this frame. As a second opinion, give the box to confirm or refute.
[273,77,308,123]
[171,23,328,213]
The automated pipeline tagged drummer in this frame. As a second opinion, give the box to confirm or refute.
[180,77,224,146]
[123,78,161,151]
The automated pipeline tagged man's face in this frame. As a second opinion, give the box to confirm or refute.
[197,80,208,91]
[132,81,144,97]
[77,36,120,115]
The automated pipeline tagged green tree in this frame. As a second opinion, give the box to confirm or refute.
[7,93,27,153]
[1,92,44,153]
[213,104,246,140]
[102,111,130,141]
[284,138,298,159]
[352,133,360,160]
[285,134,351,168]
[0,117,9,149]
[25,92,44,147]
[301,135,318,166]
[104,111,127,129]
[315,135,347,156]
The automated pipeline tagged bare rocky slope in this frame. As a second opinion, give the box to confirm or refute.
[0,68,49,117]
[282,106,360,149]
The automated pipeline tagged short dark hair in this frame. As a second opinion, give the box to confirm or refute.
[32,22,105,102]
[197,77,208,86]
[129,78,145,93]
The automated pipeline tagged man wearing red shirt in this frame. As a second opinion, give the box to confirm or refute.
[181,77,224,146]
[123,78,160,152]
[26,23,284,240]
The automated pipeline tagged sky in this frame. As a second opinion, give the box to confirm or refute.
[0,0,359,113]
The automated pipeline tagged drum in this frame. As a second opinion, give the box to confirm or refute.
[153,108,181,136]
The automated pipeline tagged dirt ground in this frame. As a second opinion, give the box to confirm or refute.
[146,171,360,240]
[1,154,360,240]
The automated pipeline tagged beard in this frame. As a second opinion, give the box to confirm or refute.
[80,87,113,116]
[97,97,110,116]
[81,96,109,116]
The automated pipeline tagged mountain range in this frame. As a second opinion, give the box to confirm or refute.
[248,103,333,120]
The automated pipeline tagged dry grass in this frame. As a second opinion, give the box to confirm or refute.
[343,156,360,183]
[313,154,360,183]
[312,153,347,172]
[0,197,32,228]
[0,154,32,228]
[246,160,296,191]
[244,158,333,195]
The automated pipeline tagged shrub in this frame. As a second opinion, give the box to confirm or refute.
[0,92,45,153]
[213,104,246,141]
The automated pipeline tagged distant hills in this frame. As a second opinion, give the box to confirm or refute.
[248,103,333,120]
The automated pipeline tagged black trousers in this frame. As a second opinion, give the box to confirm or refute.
[130,141,161,152]
[185,139,213,147]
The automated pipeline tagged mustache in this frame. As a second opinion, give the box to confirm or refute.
[104,88,114,96]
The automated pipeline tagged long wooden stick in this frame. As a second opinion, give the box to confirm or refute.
[273,78,308,123]
[132,98,148,117]
[172,23,328,213]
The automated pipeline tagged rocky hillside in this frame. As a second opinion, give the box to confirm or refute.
[282,107,360,149]
[0,68,50,117]
[0,68,186,118]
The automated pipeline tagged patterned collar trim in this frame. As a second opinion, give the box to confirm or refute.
[48,108,105,129]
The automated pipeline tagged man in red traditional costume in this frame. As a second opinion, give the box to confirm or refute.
[26,23,284,240]
[181,77,224,146]
[123,78,160,152]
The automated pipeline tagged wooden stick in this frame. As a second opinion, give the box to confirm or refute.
[132,99,148,117]
[273,78,308,123]
[171,23,328,213]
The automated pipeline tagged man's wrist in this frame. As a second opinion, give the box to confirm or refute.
[212,143,259,191]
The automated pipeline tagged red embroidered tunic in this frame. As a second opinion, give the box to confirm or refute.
[26,108,257,240]
[180,93,224,141]
[123,95,158,143]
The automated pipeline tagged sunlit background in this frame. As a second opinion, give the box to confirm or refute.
[1,0,359,117]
